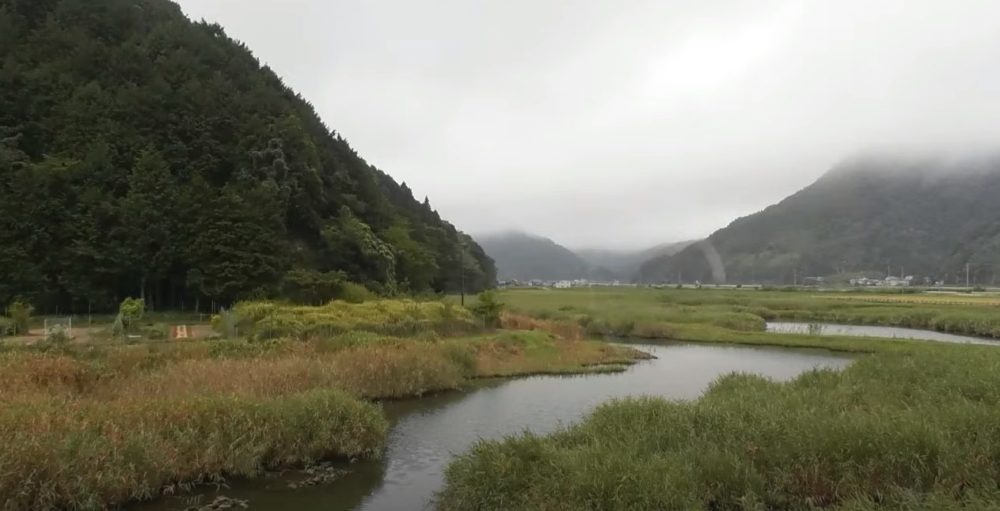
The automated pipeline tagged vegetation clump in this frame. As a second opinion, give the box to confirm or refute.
[5,300,33,335]
[219,299,481,340]
[1,388,386,511]
[469,291,505,328]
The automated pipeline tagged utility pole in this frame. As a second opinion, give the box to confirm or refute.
[458,242,466,306]
[966,263,971,288]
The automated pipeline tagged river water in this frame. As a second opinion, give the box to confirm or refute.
[141,343,850,511]
[766,322,1000,346]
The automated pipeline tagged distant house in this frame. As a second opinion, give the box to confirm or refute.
[850,276,913,287]
[883,276,913,287]
[553,280,572,289]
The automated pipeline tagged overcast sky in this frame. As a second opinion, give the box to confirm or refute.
[174,0,1000,250]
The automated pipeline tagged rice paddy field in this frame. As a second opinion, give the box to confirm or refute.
[438,287,1000,510]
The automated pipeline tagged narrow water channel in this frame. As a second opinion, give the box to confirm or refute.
[140,343,851,511]
[767,322,1000,345]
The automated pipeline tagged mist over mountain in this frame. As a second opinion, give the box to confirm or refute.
[639,154,1000,286]
[576,241,696,281]
[475,232,588,281]
[478,232,696,282]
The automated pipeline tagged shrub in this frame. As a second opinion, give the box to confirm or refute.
[6,300,33,335]
[340,282,376,304]
[112,298,145,337]
[45,327,71,346]
[230,299,478,341]
[470,291,505,328]
[0,317,14,338]
[281,269,347,305]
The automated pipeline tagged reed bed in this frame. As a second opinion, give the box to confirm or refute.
[225,299,479,340]
[495,287,1000,341]
[439,345,1000,510]
[437,288,1000,510]
[0,298,646,510]
[1,389,386,511]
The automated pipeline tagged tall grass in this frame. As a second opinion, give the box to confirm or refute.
[497,287,1000,340]
[222,299,480,340]
[0,297,647,510]
[2,389,386,511]
[439,345,1000,510]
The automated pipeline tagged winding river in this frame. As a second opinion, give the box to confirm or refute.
[140,343,851,511]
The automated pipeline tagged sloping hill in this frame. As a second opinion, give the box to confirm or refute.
[0,0,495,311]
[638,155,1000,285]
[477,232,588,281]
[578,240,697,281]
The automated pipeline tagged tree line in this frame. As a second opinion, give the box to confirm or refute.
[0,0,496,312]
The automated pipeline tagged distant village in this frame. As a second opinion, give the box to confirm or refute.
[497,279,635,289]
[497,275,952,289]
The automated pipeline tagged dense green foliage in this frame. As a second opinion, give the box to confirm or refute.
[639,156,1000,285]
[439,287,1000,510]
[0,0,495,312]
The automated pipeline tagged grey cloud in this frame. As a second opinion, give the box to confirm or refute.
[174,0,1000,249]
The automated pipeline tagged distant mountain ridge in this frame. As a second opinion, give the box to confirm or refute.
[477,232,695,282]
[476,232,588,281]
[638,154,1000,285]
[576,240,696,281]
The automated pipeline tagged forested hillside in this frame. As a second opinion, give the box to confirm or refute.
[0,0,495,312]
[476,231,588,281]
[639,155,1000,285]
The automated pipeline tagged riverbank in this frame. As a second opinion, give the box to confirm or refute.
[488,287,1000,349]
[438,288,1000,510]
[0,299,646,510]
[146,342,846,511]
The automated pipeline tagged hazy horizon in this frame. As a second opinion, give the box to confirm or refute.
[174,0,1000,249]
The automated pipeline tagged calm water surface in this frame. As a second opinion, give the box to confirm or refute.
[141,343,851,511]
[767,322,1000,345]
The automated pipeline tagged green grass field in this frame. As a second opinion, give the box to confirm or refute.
[438,287,1000,510]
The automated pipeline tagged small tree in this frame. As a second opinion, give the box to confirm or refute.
[6,300,33,335]
[112,297,145,338]
[469,291,504,329]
